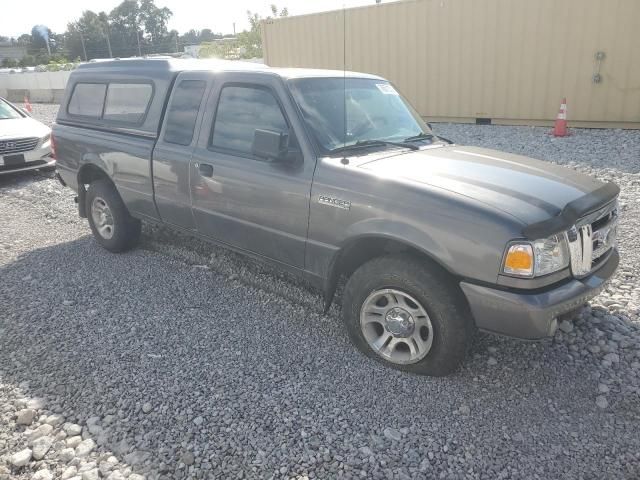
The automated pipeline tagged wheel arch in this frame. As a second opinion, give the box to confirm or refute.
[322,234,460,312]
[76,164,115,218]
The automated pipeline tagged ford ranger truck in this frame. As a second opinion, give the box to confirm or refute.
[53,59,619,376]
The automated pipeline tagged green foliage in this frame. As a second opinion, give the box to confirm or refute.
[200,4,288,60]
[1,58,19,68]
[19,55,35,67]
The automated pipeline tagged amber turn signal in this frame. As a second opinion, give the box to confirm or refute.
[503,244,534,277]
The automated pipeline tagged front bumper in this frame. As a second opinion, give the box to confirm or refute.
[0,145,54,175]
[460,248,619,339]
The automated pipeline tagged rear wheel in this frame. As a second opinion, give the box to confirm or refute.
[86,179,141,252]
[342,254,474,376]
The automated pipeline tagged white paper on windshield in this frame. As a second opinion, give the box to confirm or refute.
[376,83,399,95]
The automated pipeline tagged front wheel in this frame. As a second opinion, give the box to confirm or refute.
[342,254,474,376]
[86,179,141,252]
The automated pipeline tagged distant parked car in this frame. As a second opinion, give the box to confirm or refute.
[0,97,54,175]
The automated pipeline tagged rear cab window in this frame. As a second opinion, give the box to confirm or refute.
[67,83,107,118]
[163,80,207,146]
[67,82,153,125]
[103,83,153,124]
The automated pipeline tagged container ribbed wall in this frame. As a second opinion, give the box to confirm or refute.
[262,0,640,127]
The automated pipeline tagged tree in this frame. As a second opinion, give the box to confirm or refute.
[139,0,172,46]
[16,34,32,45]
[19,55,36,67]
[200,29,216,42]
[107,0,174,56]
[200,5,288,60]
[180,29,200,45]
[240,5,288,57]
[66,11,114,60]
[178,28,222,48]
[2,58,19,68]
[109,0,144,57]
[9,0,234,64]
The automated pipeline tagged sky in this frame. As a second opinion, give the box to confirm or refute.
[0,0,387,38]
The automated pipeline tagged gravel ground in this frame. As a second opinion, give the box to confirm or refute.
[1,104,639,480]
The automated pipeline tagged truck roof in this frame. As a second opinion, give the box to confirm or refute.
[57,58,385,137]
[74,57,383,81]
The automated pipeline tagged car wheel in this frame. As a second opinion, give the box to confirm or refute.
[86,179,141,252]
[342,254,474,376]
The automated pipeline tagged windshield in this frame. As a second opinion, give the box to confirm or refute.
[288,77,433,154]
[0,99,24,120]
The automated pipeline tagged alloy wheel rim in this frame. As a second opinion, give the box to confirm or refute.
[360,288,434,365]
[91,197,115,240]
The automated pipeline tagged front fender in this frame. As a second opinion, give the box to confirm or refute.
[342,218,454,272]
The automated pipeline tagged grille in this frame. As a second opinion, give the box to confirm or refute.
[0,137,40,155]
[567,200,618,277]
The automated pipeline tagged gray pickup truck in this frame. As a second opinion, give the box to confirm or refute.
[53,58,619,376]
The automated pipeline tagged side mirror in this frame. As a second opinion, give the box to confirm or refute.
[252,129,290,162]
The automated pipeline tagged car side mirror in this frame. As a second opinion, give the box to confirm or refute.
[252,129,290,162]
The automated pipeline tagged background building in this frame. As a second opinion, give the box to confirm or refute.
[261,0,640,128]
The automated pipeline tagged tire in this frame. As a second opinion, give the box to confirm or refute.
[86,179,141,252]
[342,254,474,376]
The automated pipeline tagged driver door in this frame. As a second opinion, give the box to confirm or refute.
[190,72,315,269]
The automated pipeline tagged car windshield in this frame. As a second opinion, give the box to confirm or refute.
[0,99,23,120]
[288,77,434,155]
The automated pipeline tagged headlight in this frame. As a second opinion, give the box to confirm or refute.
[40,134,51,146]
[503,233,570,278]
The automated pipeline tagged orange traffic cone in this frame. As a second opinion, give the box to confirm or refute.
[552,98,568,137]
[24,95,33,113]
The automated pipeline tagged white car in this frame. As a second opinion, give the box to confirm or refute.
[0,97,54,175]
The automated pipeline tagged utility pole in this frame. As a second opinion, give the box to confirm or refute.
[105,26,113,58]
[136,29,142,56]
[233,22,236,36]
[106,36,113,58]
[98,13,113,58]
[175,33,179,53]
[79,30,87,61]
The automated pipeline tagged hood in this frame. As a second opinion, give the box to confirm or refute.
[0,116,50,140]
[358,145,605,227]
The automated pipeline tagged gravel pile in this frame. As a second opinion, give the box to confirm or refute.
[0,103,639,479]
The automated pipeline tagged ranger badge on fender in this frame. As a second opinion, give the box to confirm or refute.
[318,195,351,210]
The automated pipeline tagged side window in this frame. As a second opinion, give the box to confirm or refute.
[163,80,207,146]
[103,83,153,124]
[211,85,288,156]
[68,83,106,118]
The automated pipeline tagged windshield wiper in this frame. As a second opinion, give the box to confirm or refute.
[330,139,418,155]
[403,132,434,142]
[404,132,454,145]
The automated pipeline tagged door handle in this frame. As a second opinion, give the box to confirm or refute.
[197,162,214,177]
